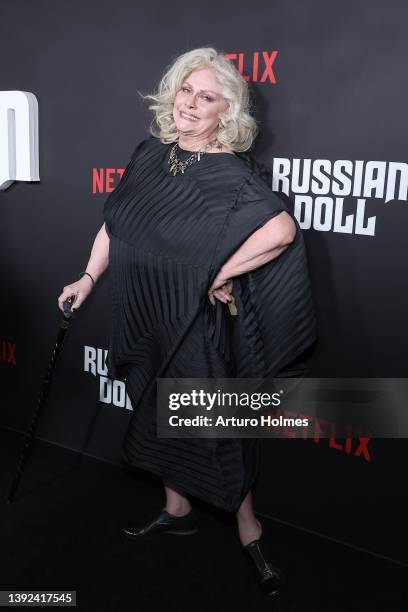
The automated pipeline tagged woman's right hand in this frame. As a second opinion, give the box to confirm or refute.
[57,276,94,312]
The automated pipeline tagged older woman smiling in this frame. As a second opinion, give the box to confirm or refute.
[58,47,316,598]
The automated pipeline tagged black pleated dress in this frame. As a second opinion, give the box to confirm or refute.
[103,135,316,513]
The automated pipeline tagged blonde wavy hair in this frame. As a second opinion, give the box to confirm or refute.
[141,47,259,152]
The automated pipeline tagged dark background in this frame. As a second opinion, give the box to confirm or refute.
[1,0,407,563]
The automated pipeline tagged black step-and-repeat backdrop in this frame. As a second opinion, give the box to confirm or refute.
[1,0,407,562]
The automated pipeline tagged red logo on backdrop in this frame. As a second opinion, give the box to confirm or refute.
[266,409,373,463]
[225,51,278,83]
[0,340,16,366]
[93,168,124,194]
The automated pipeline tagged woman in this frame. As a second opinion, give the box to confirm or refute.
[58,47,316,597]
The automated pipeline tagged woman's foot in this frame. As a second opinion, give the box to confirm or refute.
[238,517,263,546]
[243,537,285,598]
[121,508,198,538]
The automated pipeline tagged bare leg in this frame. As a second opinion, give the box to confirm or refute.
[237,490,262,546]
[164,484,192,517]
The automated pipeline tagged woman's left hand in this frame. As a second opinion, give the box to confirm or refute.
[208,276,233,305]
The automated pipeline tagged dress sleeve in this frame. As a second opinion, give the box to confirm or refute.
[208,170,317,378]
[120,138,151,183]
[211,173,316,378]
[211,170,292,275]
[103,138,150,235]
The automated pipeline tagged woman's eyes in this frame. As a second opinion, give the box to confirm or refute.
[181,87,213,101]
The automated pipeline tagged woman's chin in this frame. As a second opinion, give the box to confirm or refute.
[174,115,201,131]
[175,123,197,135]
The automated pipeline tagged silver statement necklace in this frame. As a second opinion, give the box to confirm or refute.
[168,139,222,176]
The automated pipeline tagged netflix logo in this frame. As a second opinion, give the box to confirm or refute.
[92,168,124,195]
[0,339,16,366]
[225,51,278,83]
[269,409,372,462]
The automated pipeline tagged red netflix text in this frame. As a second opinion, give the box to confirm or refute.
[92,168,125,194]
[0,340,16,366]
[267,408,372,463]
[225,51,278,83]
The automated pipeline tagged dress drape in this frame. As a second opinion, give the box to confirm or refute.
[103,136,316,512]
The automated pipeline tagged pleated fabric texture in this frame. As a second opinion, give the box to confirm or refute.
[103,136,316,512]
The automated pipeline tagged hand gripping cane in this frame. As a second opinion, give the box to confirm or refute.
[6,297,76,504]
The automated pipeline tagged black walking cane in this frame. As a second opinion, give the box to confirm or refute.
[6,296,76,504]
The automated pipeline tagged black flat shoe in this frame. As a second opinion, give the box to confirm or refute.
[243,538,285,598]
[121,508,198,538]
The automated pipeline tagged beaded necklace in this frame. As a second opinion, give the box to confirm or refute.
[168,139,222,176]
